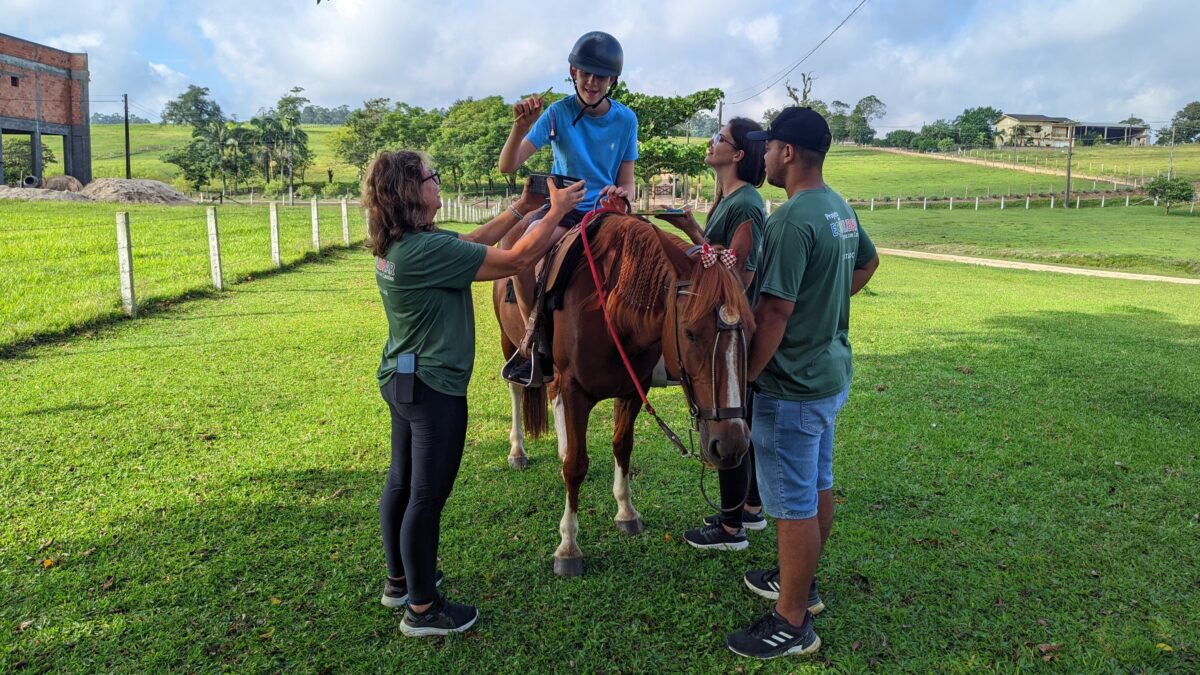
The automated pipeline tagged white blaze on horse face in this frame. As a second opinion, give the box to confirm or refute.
[612,463,640,523]
[508,382,525,459]
[724,332,741,409]
[555,494,581,560]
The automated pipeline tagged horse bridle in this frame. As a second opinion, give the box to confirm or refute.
[668,278,749,428]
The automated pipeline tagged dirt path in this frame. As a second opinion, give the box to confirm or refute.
[878,248,1200,285]
[872,147,1140,187]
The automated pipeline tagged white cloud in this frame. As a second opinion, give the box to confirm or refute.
[6,0,1200,131]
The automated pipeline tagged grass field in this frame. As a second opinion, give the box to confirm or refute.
[68,125,1160,203]
[45,124,362,190]
[860,206,1200,278]
[955,144,1200,184]
[0,201,365,351]
[2,241,1197,671]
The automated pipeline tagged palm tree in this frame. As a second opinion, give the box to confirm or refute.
[250,115,284,182]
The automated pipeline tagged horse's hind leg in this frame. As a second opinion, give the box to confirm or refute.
[612,396,644,535]
[554,383,594,577]
[506,382,528,469]
[500,331,529,469]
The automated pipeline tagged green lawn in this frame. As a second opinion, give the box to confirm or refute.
[956,144,1200,185]
[860,205,1200,278]
[2,245,1197,671]
[68,124,361,192]
[0,200,365,351]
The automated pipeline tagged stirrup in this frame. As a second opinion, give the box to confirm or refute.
[501,352,552,389]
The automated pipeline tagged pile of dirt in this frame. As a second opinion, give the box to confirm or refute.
[0,186,92,202]
[44,175,85,192]
[80,179,193,205]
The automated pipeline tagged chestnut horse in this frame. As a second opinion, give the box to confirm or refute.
[492,214,756,576]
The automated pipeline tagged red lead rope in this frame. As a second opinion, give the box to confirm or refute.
[578,201,691,456]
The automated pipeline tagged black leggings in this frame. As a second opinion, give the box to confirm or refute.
[379,376,468,605]
[717,452,762,528]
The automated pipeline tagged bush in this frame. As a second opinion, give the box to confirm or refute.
[1145,176,1195,214]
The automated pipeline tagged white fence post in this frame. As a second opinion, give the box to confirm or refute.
[115,212,137,318]
[341,198,350,246]
[1050,195,1055,209]
[249,189,254,205]
[975,197,979,210]
[923,197,927,210]
[311,197,321,252]
[949,197,954,211]
[896,197,901,210]
[1100,195,1105,208]
[869,197,874,211]
[1076,196,1081,209]
[1000,196,1005,210]
[270,202,281,268]
[207,206,224,291]
[1026,196,1030,209]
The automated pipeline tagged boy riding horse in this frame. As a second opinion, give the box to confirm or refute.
[497,31,639,386]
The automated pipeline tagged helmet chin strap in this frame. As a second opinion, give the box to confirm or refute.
[571,77,617,126]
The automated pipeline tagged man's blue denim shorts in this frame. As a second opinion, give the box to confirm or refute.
[751,386,851,520]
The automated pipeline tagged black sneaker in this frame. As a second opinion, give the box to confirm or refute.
[380,570,444,608]
[703,508,768,531]
[727,609,820,659]
[400,594,479,637]
[743,568,824,615]
[684,523,748,551]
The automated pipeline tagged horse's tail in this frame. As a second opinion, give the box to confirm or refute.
[523,381,549,438]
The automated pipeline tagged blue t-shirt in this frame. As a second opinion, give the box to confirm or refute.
[525,96,639,211]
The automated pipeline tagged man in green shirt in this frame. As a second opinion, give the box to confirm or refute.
[726,107,880,660]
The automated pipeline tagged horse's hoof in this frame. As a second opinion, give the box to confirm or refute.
[553,556,584,577]
[508,455,528,470]
[615,518,644,535]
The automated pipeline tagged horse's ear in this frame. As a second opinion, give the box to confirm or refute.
[729,219,755,270]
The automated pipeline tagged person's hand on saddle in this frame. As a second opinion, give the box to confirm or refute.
[547,177,586,216]
[598,185,631,211]
[511,94,545,132]
[512,176,549,218]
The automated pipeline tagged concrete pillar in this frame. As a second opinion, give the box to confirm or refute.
[31,128,44,183]
[0,128,5,185]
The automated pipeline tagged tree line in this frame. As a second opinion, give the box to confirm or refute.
[327,83,724,195]
[160,85,317,195]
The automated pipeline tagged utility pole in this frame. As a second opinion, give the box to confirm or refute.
[123,94,132,179]
[288,124,295,206]
[1064,124,1074,208]
[717,100,724,127]
[1168,123,1176,180]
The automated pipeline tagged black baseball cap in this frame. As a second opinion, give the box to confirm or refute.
[745,106,832,153]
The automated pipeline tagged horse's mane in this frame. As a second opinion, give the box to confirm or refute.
[587,215,753,335]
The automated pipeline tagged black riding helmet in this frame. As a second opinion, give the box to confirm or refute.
[567,31,623,126]
[568,31,623,78]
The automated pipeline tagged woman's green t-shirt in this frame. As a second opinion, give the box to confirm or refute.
[703,184,766,271]
[374,229,486,396]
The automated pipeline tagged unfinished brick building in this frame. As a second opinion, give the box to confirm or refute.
[0,33,92,185]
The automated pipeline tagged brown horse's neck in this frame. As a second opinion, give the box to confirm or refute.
[588,218,688,340]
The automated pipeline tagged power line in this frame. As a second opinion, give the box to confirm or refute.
[726,0,871,106]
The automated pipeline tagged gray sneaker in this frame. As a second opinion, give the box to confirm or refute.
[703,508,768,531]
[400,595,479,637]
[380,570,444,608]
[684,523,749,551]
[743,568,824,614]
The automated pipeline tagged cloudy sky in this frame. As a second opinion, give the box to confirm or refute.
[6,0,1198,131]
